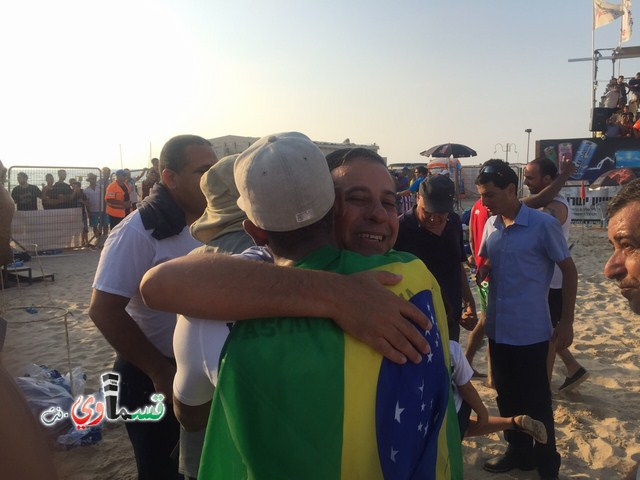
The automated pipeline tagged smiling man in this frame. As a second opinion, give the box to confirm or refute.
[142,146,464,478]
[177,134,455,479]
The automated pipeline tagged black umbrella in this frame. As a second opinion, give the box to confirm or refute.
[420,143,477,158]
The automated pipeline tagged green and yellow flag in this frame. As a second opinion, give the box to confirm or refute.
[199,246,462,479]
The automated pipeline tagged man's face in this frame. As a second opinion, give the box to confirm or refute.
[102,167,110,179]
[45,175,54,185]
[17,173,28,186]
[605,201,640,314]
[88,176,97,186]
[415,194,449,229]
[58,170,66,181]
[170,144,217,218]
[116,173,126,185]
[332,158,398,256]
[477,181,512,216]
[523,163,548,195]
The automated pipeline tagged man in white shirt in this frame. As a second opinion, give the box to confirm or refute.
[89,135,216,480]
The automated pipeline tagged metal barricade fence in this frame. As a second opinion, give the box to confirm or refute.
[7,166,103,252]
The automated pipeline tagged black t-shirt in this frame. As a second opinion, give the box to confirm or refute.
[395,208,466,321]
[11,184,41,211]
[51,181,73,208]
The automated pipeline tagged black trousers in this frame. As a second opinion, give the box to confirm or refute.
[489,339,561,478]
[113,356,183,480]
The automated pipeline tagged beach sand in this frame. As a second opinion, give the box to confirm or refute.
[0,224,637,479]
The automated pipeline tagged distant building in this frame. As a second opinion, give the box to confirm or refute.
[208,135,383,163]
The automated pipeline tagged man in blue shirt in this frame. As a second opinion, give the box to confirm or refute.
[475,160,577,480]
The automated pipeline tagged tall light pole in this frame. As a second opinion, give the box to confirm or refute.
[494,143,518,164]
[525,129,532,163]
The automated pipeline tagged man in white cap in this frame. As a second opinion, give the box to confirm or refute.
[177,132,456,479]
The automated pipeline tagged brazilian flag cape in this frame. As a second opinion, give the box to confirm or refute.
[198,246,463,480]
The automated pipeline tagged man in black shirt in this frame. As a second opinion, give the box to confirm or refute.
[50,169,73,208]
[11,172,41,211]
[395,174,478,341]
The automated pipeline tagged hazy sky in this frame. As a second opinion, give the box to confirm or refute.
[1,1,638,171]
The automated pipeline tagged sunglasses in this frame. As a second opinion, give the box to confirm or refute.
[479,165,506,177]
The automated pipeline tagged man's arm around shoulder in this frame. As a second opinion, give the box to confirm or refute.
[141,253,433,365]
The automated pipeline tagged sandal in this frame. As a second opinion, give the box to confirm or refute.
[512,415,547,444]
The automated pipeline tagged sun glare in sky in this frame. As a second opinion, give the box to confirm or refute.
[1,1,638,171]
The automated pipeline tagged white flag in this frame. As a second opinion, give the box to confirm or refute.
[594,0,624,28]
[621,0,633,42]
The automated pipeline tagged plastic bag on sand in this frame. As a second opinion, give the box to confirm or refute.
[16,364,101,448]
[22,364,87,397]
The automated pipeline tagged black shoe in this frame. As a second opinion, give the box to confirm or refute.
[483,454,536,473]
[558,366,589,393]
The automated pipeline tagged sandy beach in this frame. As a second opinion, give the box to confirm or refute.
[0,224,637,479]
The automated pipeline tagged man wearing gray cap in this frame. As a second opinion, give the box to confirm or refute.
[395,174,478,342]
[194,132,455,479]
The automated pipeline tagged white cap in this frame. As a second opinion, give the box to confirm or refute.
[234,132,335,232]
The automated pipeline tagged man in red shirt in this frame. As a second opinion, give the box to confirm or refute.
[465,198,491,372]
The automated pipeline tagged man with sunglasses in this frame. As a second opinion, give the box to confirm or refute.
[475,159,577,480]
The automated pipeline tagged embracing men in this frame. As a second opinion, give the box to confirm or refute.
[142,133,463,479]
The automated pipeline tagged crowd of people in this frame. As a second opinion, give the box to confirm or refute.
[1,130,637,479]
[599,73,640,138]
[87,131,587,480]
[7,161,161,247]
